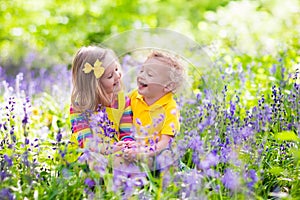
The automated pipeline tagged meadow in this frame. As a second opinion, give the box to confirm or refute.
[1,0,300,199]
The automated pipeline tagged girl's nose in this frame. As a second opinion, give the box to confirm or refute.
[115,71,121,80]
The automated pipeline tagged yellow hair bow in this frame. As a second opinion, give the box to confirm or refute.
[82,59,105,78]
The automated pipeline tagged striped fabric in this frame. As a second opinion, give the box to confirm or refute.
[119,97,134,141]
[70,94,134,149]
[70,106,93,148]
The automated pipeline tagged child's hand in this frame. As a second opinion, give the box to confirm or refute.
[123,140,137,149]
[113,141,127,152]
[123,147,137,162]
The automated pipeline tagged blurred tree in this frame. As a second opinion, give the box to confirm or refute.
[0,0,232,74]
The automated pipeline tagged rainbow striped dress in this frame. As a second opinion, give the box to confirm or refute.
[67,91,134,162]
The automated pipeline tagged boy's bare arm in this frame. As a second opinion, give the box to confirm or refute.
[123,135,173,161]
[149,134,173,155]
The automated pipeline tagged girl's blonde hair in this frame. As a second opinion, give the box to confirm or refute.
[71,46,120,112]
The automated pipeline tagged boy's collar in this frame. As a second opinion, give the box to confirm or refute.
[136,92,173,107]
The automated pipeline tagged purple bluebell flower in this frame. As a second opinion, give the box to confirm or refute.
[90,153,108,176]
[0,188,14,200]
[22,113,29,125]
[204,168,220,178]
[270,64,277,75]
[199,151,219,170]
[86,190,95,200]
[246,169,258,189]
[136,118,142,125]
[22,151,30,167]
[281,67,285,79]
[4,154,13,167]
[85,178,96,188]
[196,92,202,101]
[56,131,62,143]
[25,138,29,145]
[220,145,232,163]
[188,135,204,154]
[0,66,5,79]
[215,184,221,192]
[174,169,204,198]
[229,101,236,116]
[240,126,254,140]
[222,168,240,191]
[0,170,9,181]
[24,52,36,65]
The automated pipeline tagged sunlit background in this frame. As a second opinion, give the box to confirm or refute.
[1,0,300,199]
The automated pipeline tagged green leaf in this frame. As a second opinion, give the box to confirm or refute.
[269,166,284,175]
[274,131,300,142]
[292,148,300,161]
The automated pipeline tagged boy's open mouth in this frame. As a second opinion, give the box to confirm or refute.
[138,81,148,88]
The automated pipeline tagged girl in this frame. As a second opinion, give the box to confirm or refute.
[67,46,134,165]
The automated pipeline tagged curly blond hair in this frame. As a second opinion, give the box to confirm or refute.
[146,50,185,93]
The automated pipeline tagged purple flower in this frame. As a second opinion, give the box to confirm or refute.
[25,138,29,145]
[24,52,36,65]
[196,92,202,100]
[22,113,29,125]
[281,67,285,79]
[220,145,232,163]
[136,118,142,125]
[215,184,221,192]
[0,188,14,200]
[188,135,204,154]
[91,155,108,176]
[0,170,9,181]
[174,169,204,198]
[246,169,258,189]
[270,64,277,75]
[222,168,240,191]
[84,178,96,188]
[22,152,30,167]
[77,150,92,163]
[240,126,254,140]
[56,131,62,143]
[198,152,219,170]
[4,154,13,167]
[229,101,236,116]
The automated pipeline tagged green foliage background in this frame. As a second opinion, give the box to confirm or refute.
[1,1,300,199]
[2,0,300,109]
[0,0,231,73]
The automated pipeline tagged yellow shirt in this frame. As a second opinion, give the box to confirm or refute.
[129,89,180,143]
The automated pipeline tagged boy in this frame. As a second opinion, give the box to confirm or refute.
[123,50,185,173]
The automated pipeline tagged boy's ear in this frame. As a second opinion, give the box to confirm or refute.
[164,82,176,93]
